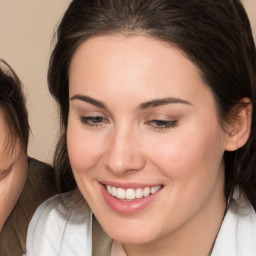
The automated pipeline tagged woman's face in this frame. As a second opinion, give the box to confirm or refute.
[0,110,27,232]
[68,35,229,245]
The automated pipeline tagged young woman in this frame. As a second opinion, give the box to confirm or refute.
[0,60,58,256]
[25,0,256,255]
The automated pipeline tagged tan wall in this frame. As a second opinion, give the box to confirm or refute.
[243,0,256,40]
[0,0,71,163]
[0,0,255,164]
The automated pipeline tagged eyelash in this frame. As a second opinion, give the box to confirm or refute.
[79,115,178,130]
[79,116,109,127]
[146,119,178,129]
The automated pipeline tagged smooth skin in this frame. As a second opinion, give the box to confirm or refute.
[67,35,251,256]
[0,109,27,232]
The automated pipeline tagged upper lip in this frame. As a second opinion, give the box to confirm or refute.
[99,181,163,189]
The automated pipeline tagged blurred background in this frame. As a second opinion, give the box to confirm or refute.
[0,0,255,164]
[0,0,71,164]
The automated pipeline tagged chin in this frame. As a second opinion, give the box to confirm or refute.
[112,232,155,245]
[102,219,159,245]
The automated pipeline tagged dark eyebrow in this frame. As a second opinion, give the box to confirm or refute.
[139,97,192,110]
[70,95,106,109]
[70,95,191,110]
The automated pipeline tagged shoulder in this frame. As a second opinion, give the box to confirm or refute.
[24,157,58,212]
[27,157,57,193]
[0,157,58,256]
[25,191,92,256]
[212,189,256,256]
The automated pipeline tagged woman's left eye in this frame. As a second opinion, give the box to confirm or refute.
[79,116,109,127]
[146,119,178,129]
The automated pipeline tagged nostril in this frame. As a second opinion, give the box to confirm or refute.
[103,152,146,175]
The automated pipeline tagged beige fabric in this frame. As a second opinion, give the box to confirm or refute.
[91,216,127,256]
[0,157,58,256]
[110,240,127,256]
[92,215,112,256]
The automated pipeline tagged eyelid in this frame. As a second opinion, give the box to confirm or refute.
[79,114,110,128]
[72,102,111,117]
[143,114,179,130]
[144,113,179,121]
[76,108,111,119]
[80,115,109,123]
[145,119,178,129]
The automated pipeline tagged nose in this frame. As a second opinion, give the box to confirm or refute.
[103,125,146,175]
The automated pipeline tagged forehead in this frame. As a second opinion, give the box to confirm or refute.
[0,108,9,144]
[70,35,198,77]
[69,35,213,106]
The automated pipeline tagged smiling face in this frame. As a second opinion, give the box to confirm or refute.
[67,35,229,252]
[0,109,27,232]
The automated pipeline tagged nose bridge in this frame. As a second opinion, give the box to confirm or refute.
[103,121,145,175]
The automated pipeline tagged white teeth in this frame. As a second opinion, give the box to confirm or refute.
[107,185,112,193]
[106,185,161,200]
[112,187,117,196]
[116,188,126,199]
[135,188,143,199]
[151,185,161,194]
[126,189,135,200]
[143,187,150,197]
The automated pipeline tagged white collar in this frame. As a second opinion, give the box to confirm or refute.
[110,190,256,256]
[212,190,256,255]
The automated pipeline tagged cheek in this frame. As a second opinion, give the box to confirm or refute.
[141,124,226,226]
[0,155,27,230]
[67,122,104,176]
[144,123,226,181]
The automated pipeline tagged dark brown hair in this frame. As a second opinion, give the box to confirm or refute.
[48,0,256,208]
[0,59,29,154]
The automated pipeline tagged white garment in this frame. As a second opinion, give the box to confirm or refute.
[24,191,256,256]
[24,192,92,256]
[212,191,256,256]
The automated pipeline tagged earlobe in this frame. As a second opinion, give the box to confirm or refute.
[225,98,252,151]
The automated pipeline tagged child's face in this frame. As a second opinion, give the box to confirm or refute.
[0,110,27,232]
[67,35,229,246]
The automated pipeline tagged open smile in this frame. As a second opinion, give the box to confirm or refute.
[100,182,164,215]
[105,185,162,200]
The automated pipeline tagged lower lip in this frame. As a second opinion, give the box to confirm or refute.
[100,183,162,215]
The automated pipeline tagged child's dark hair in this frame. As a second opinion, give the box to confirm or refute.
[0,59,29,153]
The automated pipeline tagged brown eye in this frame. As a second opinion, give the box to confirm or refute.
[146,119,178,129]
[79,116,109,127]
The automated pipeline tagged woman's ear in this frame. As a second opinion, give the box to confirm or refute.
[225,98,252,151]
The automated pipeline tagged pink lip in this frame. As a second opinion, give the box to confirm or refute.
[99,183,162,215]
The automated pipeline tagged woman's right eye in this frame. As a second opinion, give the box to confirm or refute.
[79,116,109,127]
